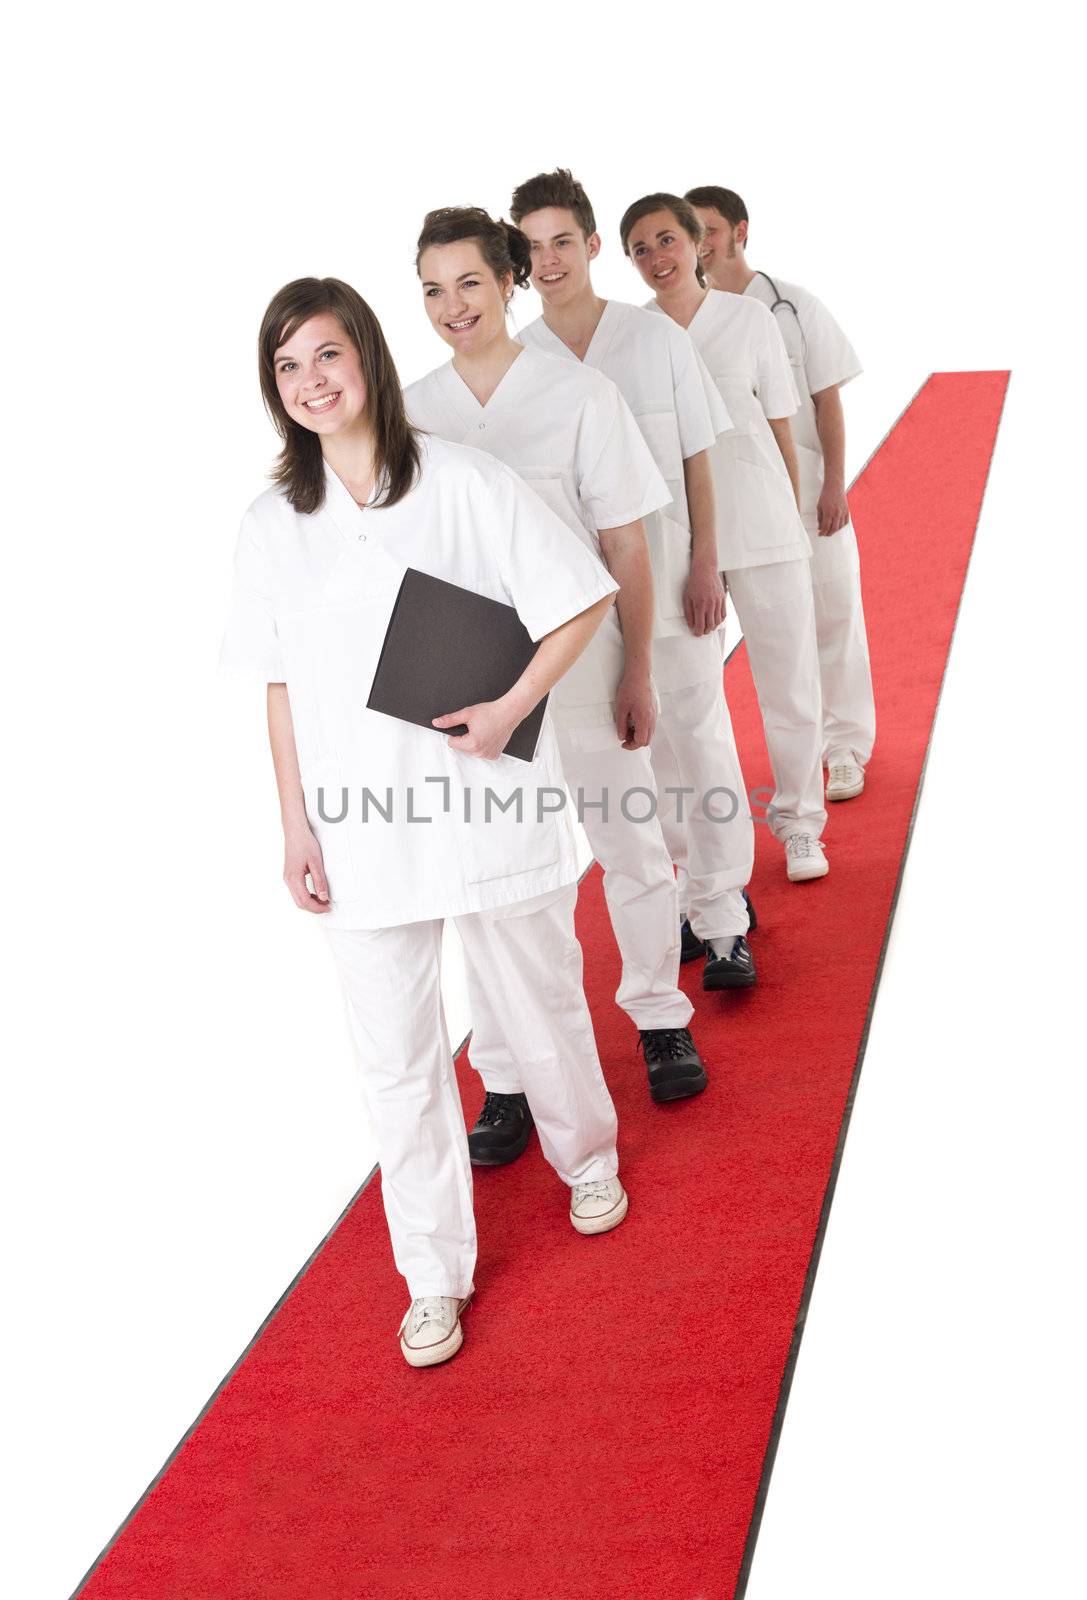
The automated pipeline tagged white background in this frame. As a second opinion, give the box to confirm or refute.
[3,5,1083,1597]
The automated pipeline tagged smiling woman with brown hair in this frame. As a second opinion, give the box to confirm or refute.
[221,275,624,1367]
[257,276,421,515]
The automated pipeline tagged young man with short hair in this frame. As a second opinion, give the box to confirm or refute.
[510,168,759,990]
[685,185,875,800]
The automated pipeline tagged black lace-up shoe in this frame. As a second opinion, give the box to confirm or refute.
[467,1091,534,1167]
[703,935,757,991]
[680,918,706,963]
[639,1028,708,1103]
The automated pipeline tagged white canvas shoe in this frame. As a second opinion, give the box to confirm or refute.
[398,1294,471,1368]
[826,751,866,801]
[785,832,830,882]
[570,1176,629,1236]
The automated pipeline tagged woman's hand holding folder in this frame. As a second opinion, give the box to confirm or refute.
[432,697,523,761]
[431,590,616,760]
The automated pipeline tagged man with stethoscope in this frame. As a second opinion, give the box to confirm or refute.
[686,185,875,802]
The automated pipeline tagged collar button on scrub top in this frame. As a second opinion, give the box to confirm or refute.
[219,435,619,929]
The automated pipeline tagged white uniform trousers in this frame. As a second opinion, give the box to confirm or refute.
[556,725,693,1032]
[723,558,828,842]
[324,884,619,1300]
[467,728,693,1098]
[649,635,754,943]
[807,520,876,765]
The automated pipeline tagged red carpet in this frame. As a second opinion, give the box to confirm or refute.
[76,372,1009,1600]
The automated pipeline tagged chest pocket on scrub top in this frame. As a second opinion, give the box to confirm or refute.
[729,423,801,549]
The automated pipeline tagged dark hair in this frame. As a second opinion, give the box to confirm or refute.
[685,186,749,240]
[509,168,596,238]
[258,278,420,516]
[618,193,706,289]
[415,206,532,292]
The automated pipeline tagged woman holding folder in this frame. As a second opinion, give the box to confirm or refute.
[220,277,627,1368]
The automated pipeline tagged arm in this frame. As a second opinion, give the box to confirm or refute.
[768,415,801,507]
[267,683,331,913]
[433,592,615,760]
[681,449,726,637]
[812,383,850,535]
[598,519,657,750]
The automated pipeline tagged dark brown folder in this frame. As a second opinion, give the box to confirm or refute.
[365,567,549,762]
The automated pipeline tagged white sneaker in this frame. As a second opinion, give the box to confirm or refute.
[826,751,865,801]
[570,1176,629,1236]
[398,1294,471,1368]
[785,832,830,882]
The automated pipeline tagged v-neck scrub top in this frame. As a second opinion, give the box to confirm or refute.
[742,272,862,534]
[517,301,732,638]
[403,345,671,726]
[219,434,619,930]
[647,290,810,573]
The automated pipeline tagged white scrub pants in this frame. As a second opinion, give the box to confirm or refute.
[724,558,827,843]
[808,520,876,766]
[556,725,693,1032]
[324,884,618,1301]
[649,636,755,943]
[467,728,693,1098]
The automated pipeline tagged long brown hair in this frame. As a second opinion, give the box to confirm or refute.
[618,193,707,289]
[258,277,421,515]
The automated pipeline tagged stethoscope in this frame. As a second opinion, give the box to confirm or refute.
[751,269,807,367]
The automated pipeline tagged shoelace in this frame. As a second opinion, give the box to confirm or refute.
[705,937,749,964]
[639,1028,694,1064]
[410,1296,453,1332]
[475,1091,512,1128]
[828,764,857,785]
[786,833,819,859]
[573,1178,616,1205]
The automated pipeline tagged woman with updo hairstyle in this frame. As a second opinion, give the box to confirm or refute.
[406,206,714,1169]
[416,205,535,296]
[219,273,625,1367]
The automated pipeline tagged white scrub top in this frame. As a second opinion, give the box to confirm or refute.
[743,271,863,534]
[647,290,809,572]
[404,345,671,726]
[517,300,732,639]
[219,434,619,931]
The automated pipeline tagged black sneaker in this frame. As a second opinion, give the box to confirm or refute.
[467,1091,534,1167]
[680,918,706,963]
[639,1028,709,1103]
[703,935,757,991]
[682,892,757,963]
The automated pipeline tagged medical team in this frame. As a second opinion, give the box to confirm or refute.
[221,171,873,1369]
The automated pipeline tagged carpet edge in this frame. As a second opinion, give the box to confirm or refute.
[732,371,1011,1600]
